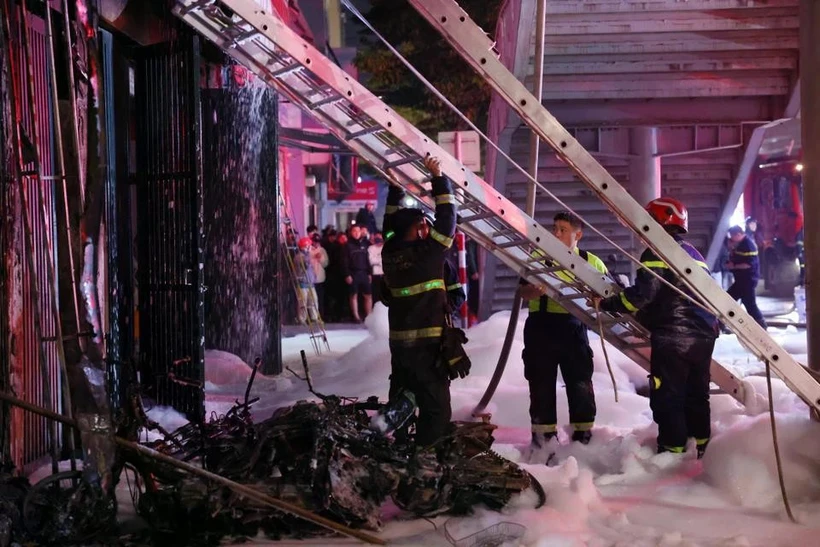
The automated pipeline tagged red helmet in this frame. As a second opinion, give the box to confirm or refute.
[646,197,688,233]
[297,236,312,250]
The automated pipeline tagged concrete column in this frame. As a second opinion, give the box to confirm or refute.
[628,127,662,277]
[800,0,820,375]
[628,127,662,206]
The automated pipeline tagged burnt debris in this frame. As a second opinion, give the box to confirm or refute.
[0,389,544,546]
[139,394,544,543]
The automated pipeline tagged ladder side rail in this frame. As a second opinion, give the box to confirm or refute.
[172,0,746,403]
[406,0,820,411]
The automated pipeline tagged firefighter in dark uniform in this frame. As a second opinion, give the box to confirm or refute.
[520,212,608,450]
[726,225,767,329]
[444,258,466,313]
[426,210,467,322]
[596,198,718,458]
[380,155,467,447]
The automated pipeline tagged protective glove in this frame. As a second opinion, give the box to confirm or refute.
[447,355,471,380]
[441,327,471,380]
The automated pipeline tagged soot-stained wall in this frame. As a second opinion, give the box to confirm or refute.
[202,82,281,374]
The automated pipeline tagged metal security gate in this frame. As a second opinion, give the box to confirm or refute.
[4,9,62,472]
[135,36,205,422]
[0,14,11,464]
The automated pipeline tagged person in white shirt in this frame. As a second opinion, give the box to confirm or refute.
[308,233,329,318]
[368,232,384,304]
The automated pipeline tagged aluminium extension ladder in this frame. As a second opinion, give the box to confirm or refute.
[407,0,820,414]
[278,194,330,356]
[170,0,748,404]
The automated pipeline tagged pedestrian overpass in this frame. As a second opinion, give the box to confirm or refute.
[483,0,801,313]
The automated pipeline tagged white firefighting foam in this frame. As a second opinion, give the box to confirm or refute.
[136,307,820,545]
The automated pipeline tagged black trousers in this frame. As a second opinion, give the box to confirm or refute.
[727,276,766,328]
[314,282,326,318]
[371,275,383,304]
[649,334,715,451]
[388,342,451,446]
[522,314,596,430]
[467,279,480,316]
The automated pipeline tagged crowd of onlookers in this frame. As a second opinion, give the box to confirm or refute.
[283,203,382,325]
[282,202,481,326]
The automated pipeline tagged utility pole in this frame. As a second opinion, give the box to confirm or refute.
[800,0,820,378]
[524,0,546,216]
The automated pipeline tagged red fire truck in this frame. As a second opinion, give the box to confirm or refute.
[744,159,804,296]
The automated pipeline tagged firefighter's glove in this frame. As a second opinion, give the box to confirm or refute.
[441,327,471,380]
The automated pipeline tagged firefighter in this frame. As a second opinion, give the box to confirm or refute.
[423,212,466,319]
[726,225,767,328]
[380,155,465,447]
[444,258,466,317]
[596,198,718,458]
[520,211,608,451]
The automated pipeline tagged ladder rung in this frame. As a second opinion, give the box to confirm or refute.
[496,239,526,249]
[383,155,422,169]
[555,292,589,303]
[310,94,344,109]
[526,254,549,264]
[271,64,302,78]
[347,126,382,139]
[491,228,515,238]
[458,211,496,223]
[384,146,413,156]
[178,0,214,15]
[232,29,258,45]
[529,265,563,275]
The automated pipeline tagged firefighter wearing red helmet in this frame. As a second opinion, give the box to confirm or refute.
[597,197,719,458]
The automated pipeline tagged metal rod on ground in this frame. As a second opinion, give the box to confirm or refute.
[244,357,261,407]
[2,0,60,473]
[0,390,386,545]
[297,349,327,399]
[473,0,546,416]
[43,0,79,473]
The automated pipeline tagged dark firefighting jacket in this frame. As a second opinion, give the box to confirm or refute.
[600,236,718,339]
[444,258,465,312]
[730,235,761,283]
[381,178,457,345]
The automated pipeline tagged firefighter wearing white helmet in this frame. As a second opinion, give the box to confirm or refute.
[596,197,719,458]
